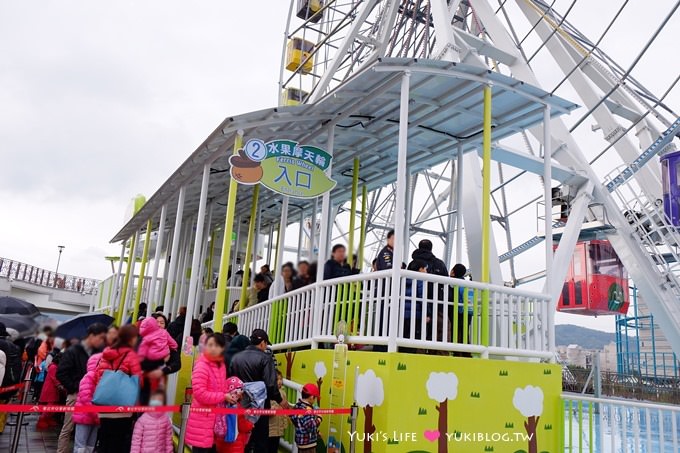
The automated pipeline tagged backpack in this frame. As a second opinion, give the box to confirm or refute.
[0,339,22,387]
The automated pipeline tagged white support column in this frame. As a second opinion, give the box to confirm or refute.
[455,144,464,261]
[388,72,411,352]
[182,164,211,347]
[163,187,186,319]
[147,204,167,316]
[112,242,126,315]
[193,202,213,318]
[272,197,289,297]
[175,217,194,315]
[266,225,274,266]
[310,198,318,260]
[297,210,305,263]
[403,174,413,263]
[444,161,456,267]
[312,124,335,349]
[543,106,554,352]
[122,231,140,320]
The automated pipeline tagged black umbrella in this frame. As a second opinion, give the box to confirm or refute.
[0,296,40,317]
[0,314,40,338]
[55,313,114,340]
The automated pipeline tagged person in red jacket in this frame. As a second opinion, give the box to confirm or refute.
[36,352,64,430]
[130,390,173,453]
[92,325,143,453]
[185,333,237,452]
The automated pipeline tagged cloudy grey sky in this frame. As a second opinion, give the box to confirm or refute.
[1,1,678,332]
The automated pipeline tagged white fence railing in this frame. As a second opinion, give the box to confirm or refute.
[563,393,680,452]
[0,257,100,295]
[203,269,553,359]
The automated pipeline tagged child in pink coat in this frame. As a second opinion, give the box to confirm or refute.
[130,390,174,453]
[72,353,102,453]
[138,317,178,362]
[138,317,178,392]
[36,352,63,430]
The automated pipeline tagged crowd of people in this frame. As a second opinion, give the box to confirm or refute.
[0,230,471,453]
[0,313,322,453]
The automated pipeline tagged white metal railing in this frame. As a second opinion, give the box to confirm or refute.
[562,393,680,452]
[207,269,553,359]
[0,257,101,295]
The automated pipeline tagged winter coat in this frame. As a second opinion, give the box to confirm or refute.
[38,363,61,403]
[73,353,102,426]
[323,259,359,280]
[93,346,143,388]
[215,415,254,453]
[411,248,448,277]
[138,317,178,362]
[0,350,6,388]
[130,412,174,453]
[35,339,52,369]
[290,400,321,447]
[269,390,289,437]
[185,353,228,448]
[229,346,282,406]
[57,343,90,395]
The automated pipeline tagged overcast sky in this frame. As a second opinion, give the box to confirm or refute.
[1,1,678,332]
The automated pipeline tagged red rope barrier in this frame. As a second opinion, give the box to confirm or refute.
[0,404,351,415]
[0,383,24,395]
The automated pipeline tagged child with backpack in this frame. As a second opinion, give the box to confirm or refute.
[130,390,174,453]
[215,376,255,453]
[290,383,322,453]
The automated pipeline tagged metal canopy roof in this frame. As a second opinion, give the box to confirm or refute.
[111,58,578,243]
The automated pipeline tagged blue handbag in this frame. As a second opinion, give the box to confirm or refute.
[92,352,140,406]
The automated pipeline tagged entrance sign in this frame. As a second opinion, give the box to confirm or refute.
[229,138,336,199]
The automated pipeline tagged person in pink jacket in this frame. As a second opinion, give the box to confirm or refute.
[130,390,173,453]
[73,353,102,453]
[185,333,237,452]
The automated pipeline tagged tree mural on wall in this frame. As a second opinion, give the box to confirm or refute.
[314,361,327,405]
[355,370,384,453]
[284,351,296,380]
[426,372,459,453]
[512,385,544,453]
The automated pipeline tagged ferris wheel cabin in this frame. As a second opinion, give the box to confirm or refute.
[556,240,630,316]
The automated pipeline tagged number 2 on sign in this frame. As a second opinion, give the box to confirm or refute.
[244,139,266,162]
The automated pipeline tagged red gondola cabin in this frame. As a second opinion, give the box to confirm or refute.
[556,240,629,316]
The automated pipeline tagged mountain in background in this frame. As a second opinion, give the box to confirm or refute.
[556,324,620,350]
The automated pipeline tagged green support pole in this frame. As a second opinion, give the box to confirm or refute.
[132,220,153,322]
[353,185,368,333]
[481,85,492,347]
[240,184,260,310]
[116,235,136,326]
[348,158,359,267]
[213,132,244,332]
[205,228,215,290]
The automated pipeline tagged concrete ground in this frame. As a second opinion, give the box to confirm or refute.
[0,412,59,453]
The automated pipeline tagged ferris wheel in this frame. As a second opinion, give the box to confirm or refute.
[280,0,680,357]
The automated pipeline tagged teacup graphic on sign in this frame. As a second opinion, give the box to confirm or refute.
[229,149,263,184]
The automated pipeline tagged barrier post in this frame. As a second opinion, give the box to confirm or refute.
[10,368,32,453]
[177,387,192,452]
[349,403,358,453]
